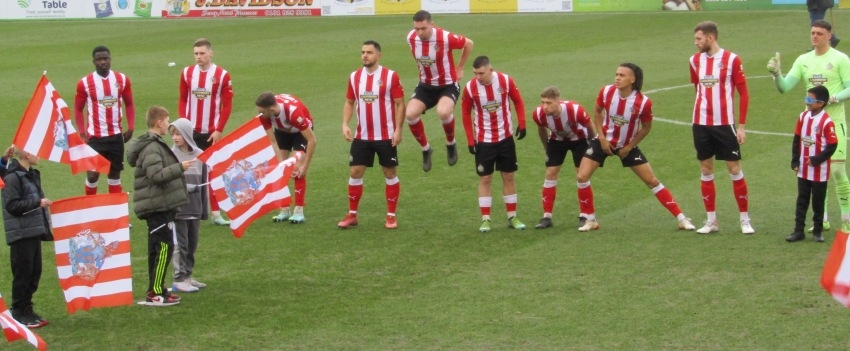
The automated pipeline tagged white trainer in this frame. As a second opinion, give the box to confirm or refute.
[186,277,206,288]
[741,220,755,235]
[172,281,199,293]
[678,218,696,230]
[578,219,599,232]
[696,221,719,234]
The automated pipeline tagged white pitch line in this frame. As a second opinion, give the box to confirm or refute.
[645,74,795,138]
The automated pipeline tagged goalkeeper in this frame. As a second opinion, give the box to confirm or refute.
[769,20,850,231]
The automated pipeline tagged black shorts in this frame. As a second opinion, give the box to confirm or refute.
[411,83,460,111]
[475,138,518,176]
[584,139,649,168]
[88,134,124,173]
[274,129,308,152]
[193,132,212,151]
[349,139,398,168]
[692,124,741,161]
[546,139,589,168]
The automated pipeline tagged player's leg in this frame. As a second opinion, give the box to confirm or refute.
[538,139,567,229]
[694,125,719,233]
[405,86,433,171]
[498,138,524,230]
[830,120,849,230]
[106,137,125,194]
[625,150,693,230]
[85,136,107,195]
[476,142,497,232]
[85,171,100,195]
[378,140,400,229]
[272,131,294,222]
[435,85,460,166]
[289,133,309,224]
[576,140,603,231]
[724,160,754,234]
[339,139,371,228]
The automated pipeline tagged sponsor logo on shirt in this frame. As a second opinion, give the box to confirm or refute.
[361,91,378,103]
[810,74,827,86]
[609,114,628,126]
[803,136,816,147]
[100,95,118,107]
[192,88,211,99]
[700,74,719,87]
[416,56,435,67]
[483,100,501,113]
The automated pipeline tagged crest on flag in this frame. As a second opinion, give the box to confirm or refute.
[53,120,69,150]
[223,159,270,206]
[68,229,120,281]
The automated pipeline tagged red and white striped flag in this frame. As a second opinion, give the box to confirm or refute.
[198,118,298,238]
[51,193,133,314]
[0,291,47,351]
[822,230,850,306]
[13,75,110,175]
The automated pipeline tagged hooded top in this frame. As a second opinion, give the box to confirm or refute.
[170,118,209,220]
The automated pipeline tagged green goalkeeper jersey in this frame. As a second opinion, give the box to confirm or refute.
[786,48,850,121]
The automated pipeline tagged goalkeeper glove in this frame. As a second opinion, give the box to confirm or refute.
[766,52,781,77]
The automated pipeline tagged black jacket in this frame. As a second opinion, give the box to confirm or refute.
[1,160,53,245]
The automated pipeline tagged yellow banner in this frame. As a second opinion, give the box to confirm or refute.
[470,0,517,13]
[374,0,420,14]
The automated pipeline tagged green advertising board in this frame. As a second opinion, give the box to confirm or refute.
[700,0,772,10]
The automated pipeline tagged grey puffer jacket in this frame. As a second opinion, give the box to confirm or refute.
[126,131,189,219]
[2,160,53,245]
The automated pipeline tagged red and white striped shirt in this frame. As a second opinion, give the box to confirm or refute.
[179,64,233,133]
[347,66,404,141]
[74,70,134,138]
[461,72,526,144]
[532,100,592,142]
[596,85,652,148]
[407,27,467,86]
[258,94,313,133]
[796,109,837,182]
[690,49,748,126]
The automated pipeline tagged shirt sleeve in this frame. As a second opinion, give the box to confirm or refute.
[178,69,188,119]
[216,72,234,132]
[390,73,404,99]
[732,56,749,124]
[507,78,526,130]
[123,76,136,130]
[640,98,654,124]
[74,79,87,133]
[449,32,467,50]
[461,83,475,146]
[258,115,272,130]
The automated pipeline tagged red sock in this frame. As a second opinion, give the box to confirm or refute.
[294,176,306,207]
[654,188,683,217]
[577,185,594,215]
[348,184,363,212]
[505,198,517,214]
[701,179,716,212]
[108,184,122,194]
[386,182,400,214]
[209,184,220,212]
[85,185,97,196]
[733,178,749,212]
[408,119,429,147]
[442,116,455,143]
[542,185,557,214]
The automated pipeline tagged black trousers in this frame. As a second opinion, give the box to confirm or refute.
[146,211,175,296]
[10,237,42,312]
[795,178,828,233]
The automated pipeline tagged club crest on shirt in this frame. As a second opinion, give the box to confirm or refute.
[483,100,501,112]
[496,88,504,94]
[377,79,384,87]
[53,120,69,151]
[68,229,120,281]
[417,56,435,67]
[192,88,211,99]
[700,75,719,87]
[361,91,379,103]
[100,95,118,108]
[814,125,821,134]
[827,62,834,70]
[222,159,270,206]
[810,74,827,86]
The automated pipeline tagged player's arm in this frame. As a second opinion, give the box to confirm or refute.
[733,58,749,144]
[74,80,88,142]
[391,96,405,147]
[122,78,136,143]
[593,95,613,155]
[455,37,474,81]
[210,74,234,144]
[508,79,526,140]
[390,73,405,147]
[342,98,355,142]
[178,71,189,118]
[811,122,838,165]
[619,114,652,159]
[771,53,801,93]
[460,86,476,154]
[536,124,549,152]
[259,116,284,161]
[830,58,850,104]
